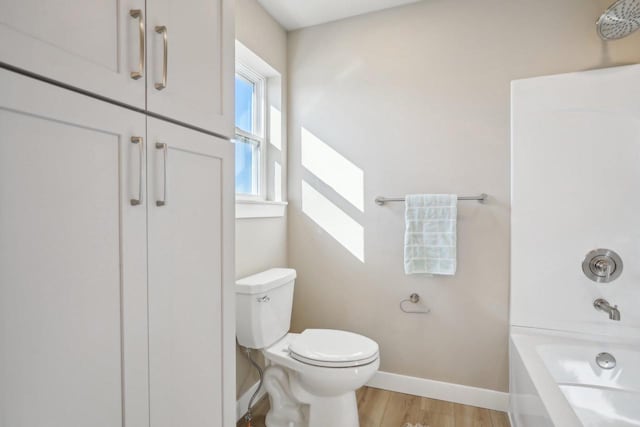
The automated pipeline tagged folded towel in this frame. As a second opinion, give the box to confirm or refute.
[404,194,457,275]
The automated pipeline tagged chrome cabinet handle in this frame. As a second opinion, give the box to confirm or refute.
[129,9,145,80]
[156,142,168,206]
[155,26,168,90]
[130,136,144,206]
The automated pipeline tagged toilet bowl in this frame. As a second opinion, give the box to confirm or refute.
[236,269,380,427]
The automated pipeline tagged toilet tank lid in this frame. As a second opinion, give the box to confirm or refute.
[235,268,296,294]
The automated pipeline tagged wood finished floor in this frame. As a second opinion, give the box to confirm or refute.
[237,386,510,427]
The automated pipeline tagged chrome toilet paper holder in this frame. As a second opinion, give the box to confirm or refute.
[399,293,430,314]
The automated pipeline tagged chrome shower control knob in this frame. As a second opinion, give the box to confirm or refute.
[594,259,609,273]
[582,249,623,283]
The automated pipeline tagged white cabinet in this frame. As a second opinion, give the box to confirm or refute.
[0,0,146,109]
[0,69,149,426]
[147,117,235,427]
[0,69,235,427]
[146,0,235,136]
[0,0,234,136]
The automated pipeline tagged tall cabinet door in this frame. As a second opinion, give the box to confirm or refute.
[0,70,149,427]
[0,0,146,108]
[147,117,234,427]
[146,0,234,136]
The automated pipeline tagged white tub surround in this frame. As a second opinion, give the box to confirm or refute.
[511,64,640,427]
[511,63,640,340]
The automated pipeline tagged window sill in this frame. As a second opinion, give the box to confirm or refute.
[236,199,287,219]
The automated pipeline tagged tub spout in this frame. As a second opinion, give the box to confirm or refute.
[594,298,621,321]
[611,309,621,321]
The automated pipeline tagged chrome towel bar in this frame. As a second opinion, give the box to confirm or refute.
[375,193,488,206]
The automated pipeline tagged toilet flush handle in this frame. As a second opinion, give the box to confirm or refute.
[256,295,271,303]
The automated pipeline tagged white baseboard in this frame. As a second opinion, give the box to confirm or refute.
[236,380,267,422]
[367,371,509,412]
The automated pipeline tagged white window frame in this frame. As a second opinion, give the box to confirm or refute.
[235,62,267,201]
[234,40,287,219]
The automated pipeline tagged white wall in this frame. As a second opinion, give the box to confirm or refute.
[287,0,640,392]
[512,65,640,339]
[235,0,288,399]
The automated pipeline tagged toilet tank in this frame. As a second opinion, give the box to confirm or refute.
[235,268,296,349]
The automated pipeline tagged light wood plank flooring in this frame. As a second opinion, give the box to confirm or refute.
[237,386,510,427]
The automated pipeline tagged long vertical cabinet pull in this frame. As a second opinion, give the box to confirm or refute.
[155,26,168,90]
[130,136,144,206]
[156,143,168,206]
[130,9,145,80]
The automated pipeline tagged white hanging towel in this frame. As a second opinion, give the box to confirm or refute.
[404,194,457,275]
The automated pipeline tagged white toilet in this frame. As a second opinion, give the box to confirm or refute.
[236,268,380,427]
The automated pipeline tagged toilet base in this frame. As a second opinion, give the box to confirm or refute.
[263,366,361,427]
[263,366,305,427]
[306,392,359,427]
[265,391,359,427]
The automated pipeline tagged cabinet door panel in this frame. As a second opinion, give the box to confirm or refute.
[0,70,148,427]
[146,0,234,136]
[147,117,234,427]
[0,0,145,108]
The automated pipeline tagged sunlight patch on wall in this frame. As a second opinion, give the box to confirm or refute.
[301,181,364,262]
[274,161,282,201]
[269,106,282,151]
[301,127,364,211]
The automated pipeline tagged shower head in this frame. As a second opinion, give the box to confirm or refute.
[597,0,640,40]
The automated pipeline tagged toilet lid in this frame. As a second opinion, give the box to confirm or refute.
[288,329,379,368]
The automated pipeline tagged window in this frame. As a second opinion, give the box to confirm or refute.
[234,63,265,197]
[233,40,287,218]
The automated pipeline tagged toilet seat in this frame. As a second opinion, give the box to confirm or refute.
[288,329,379,368]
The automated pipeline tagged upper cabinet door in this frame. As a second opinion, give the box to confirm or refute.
[0,0,146,109]
[0,69,149,426]
[146,0,234,137]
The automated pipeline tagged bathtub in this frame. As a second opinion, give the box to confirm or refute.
[510,327,640,427]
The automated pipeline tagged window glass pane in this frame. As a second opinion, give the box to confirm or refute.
[234,138,259,195]
[235,75,254,133]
